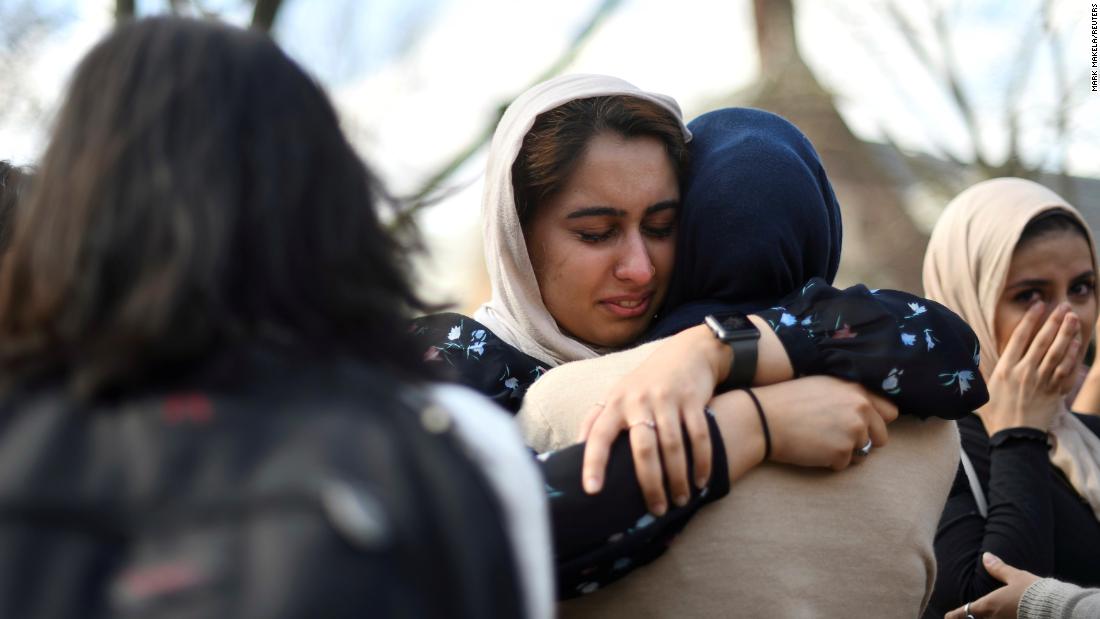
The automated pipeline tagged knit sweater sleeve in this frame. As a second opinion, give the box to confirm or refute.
[1019,578,1100,619]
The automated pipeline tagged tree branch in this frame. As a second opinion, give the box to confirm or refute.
[392,0,624,230]
[251,0,284,32]
[116,0,135,21]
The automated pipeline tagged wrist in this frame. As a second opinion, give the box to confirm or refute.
[708,390,766,480]
[692,324,733,384]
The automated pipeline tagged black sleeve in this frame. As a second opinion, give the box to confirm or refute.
[753,278,988,419]
[929,420,1055,610]
[409,313,549,415]
[539,412,731,599]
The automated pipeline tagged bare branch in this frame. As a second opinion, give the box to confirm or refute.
[116,0,135,21]
[930,3,991,171]
[251,0,284,32]
[391,0,624,230]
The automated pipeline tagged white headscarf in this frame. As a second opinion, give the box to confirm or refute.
[923,177,1100,520]
[473,74,690,367]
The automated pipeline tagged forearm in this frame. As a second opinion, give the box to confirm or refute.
[934,438,1055,606]
[706,389,766,483]
[539,414,732,598]
[753,279,988,418]
[982,433,1056,575]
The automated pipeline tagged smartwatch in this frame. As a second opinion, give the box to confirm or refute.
[704,312,760,392]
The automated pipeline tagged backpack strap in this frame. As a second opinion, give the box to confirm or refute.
[959,447,988,518]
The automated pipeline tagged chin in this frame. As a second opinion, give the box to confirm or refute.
[593,323,649,349]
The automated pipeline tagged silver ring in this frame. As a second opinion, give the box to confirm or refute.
[855,438,873,457]
[964,601,975,619]
[629,419,657,431]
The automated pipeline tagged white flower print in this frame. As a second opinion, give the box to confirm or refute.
[801,316,814,327]
[923,328,940,351]
[904,303,927,319]
[870,288,881,295]
[579,582,599,595]
[467,340,485,356]
[900,332,917,347]
[471,329,486,340]
[882,368,903,394]
[447,325,462,341]
[779,313,797,327]
[635,513,657,529]
[940,370,975,395]
[504,377,519,392]
[973,342,981,368]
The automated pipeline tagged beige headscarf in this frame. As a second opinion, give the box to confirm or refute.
[923,177,1100,520]
[472,74,691,367]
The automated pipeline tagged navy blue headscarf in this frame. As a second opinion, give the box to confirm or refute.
[646,108,843,340]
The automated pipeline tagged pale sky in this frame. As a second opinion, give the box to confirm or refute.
[2,0,1097,306]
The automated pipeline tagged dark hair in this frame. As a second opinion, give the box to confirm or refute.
[511,95,689,227]
[1018,209,1092,250]
[0,18,429,397]
[0,161,31,254]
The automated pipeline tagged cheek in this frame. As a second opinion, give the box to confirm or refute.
[1076,298,1098,343]
[993,304,1025,355]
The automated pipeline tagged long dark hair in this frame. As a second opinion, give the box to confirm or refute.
[0,18,429,397]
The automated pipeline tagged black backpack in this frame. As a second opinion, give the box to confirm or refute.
[0,355,524,618]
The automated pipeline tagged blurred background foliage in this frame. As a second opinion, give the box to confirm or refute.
[1,0,1096,309]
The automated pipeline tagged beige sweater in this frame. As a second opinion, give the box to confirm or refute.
[517,341,960,618]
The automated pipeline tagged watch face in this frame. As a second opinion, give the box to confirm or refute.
[716,313,752,332]
[706,312,758,341]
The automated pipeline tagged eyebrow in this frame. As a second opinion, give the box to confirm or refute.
[1005,271,1096,289]
[564,200,679,220]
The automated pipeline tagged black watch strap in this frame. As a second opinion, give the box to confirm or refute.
[719,338,757,392]
[705,313,760,393]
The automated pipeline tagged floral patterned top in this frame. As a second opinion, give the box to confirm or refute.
[410,279,987,598]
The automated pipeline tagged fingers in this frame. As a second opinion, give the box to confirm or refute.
[654,401,691,508]
[865,406,889,448]
[982,552,1024,585]
[683,404,713,489]
[866,391,900,424]
[945,598,988,619]
[576,402,603,442]
[628,423,668,515]
[579,408,624,495]
[1000,301,1044,366]
[1022,303,1070,369]
[1036,309,1077,377]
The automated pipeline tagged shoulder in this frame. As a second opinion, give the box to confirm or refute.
[411,313,550,414]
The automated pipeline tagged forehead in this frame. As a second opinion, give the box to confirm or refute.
[1007,230,1095,281]
[547,133,678,212]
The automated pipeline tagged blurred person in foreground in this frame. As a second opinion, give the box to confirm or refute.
[0,17,551,619]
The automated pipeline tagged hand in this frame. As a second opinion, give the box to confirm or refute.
[749,376,898,470]
[981,302,1081,435]
[577,324,726,515]
[944,553,1040,619]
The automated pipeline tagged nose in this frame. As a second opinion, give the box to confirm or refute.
[613,232,656,285]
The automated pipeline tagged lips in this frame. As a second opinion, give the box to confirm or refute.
[599,293,653,318]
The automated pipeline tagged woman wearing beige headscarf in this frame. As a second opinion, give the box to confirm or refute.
[923,177,1100,617]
